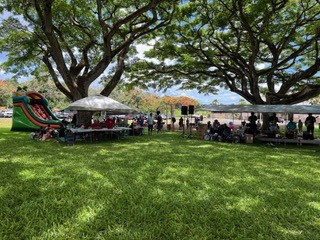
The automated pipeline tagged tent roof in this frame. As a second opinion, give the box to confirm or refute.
[200,104,320,114]
[65,95,133,114]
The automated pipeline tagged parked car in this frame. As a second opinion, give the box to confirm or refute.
[55,111,70,119]
[1,109,13,118]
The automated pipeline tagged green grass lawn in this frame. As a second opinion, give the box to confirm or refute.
[1,120,320,239]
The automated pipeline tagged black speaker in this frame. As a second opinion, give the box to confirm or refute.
[181,106,188,115]
[189,105,194,115]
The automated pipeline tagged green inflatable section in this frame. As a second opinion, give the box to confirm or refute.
[11,93,61,132]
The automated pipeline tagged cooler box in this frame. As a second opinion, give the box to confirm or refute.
[245,134,254,143]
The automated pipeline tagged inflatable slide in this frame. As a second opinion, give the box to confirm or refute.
[11,91,61,131]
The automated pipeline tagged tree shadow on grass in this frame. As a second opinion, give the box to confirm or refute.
[0,131,320,239]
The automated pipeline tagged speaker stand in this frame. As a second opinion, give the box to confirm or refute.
[187,116,193,138]
[180,115,188,138]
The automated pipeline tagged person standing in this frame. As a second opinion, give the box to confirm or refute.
[248,112,258,124]
[298,119,303,133]
[268,113,279,125]
[179,117,184,130]
[248,112,258,135]
[71,112,77,127]
[147,113,154,135]
[156,111,163,133]
[171,116,176,131]
[305,113,317,137]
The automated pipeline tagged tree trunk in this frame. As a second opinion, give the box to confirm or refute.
[76,111,93,128]
[260,113,271,132]
[170,104,174,117]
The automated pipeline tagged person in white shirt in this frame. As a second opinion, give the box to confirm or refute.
[147,113,154,135]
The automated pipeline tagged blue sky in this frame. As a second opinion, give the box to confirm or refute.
[155,86,241,105]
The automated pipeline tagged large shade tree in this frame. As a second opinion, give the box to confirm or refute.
[0,0,177,126]
[127,0,320,128]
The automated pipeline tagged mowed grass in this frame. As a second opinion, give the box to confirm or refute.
[1,119,320,239]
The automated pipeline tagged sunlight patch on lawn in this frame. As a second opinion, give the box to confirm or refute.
[0,187,6,198]
[276,225,302,237]
[76,205,101,223]
[163,165,192,177]
[79,169,105,180]
[191,144,218,149]
[151,187,165,198]
[308,201,320,211]
[157,177,183,186]
[19,169,36,179]
[226,196,260,212]
[195,189,211,201]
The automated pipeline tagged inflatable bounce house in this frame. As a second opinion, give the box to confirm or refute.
[11,90,61,131]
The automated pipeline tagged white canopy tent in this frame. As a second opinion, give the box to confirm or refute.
[65,95,134,114]
[200,105,320,114]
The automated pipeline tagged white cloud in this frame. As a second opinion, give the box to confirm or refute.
[135,43,153,59]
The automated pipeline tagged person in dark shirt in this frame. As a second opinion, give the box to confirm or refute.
[268,113,279,124]
[248,112,258,135]
[179,117,184,130]
[305,113,317,136]
[156,111,163,133]
[248,112,257,124]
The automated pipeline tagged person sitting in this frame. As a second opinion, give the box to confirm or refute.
[229,122,235,131]
[256,120,262,130]
[239,120,246,130]
[212,119,220,130]
[285,118,297,139]
[105,117,115,129]
[91,119,101,129]
[58,123,67,142]
[138,115,145,126]
[209,119,220,134]
[31,126,46,141]
[42,124,56,140]
[268,122,280,138]
[267,113,280,137]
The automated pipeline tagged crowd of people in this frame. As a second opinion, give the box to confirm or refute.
[203,112,318,141]
[29,109,318,143]
[29,110,169,142]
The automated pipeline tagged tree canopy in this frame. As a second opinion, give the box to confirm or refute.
[109,87,199,116]
[128,0,320,106]
[0,0,177,102]
[0,79,17,107]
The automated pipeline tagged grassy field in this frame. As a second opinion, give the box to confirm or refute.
[1,118,320,239]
